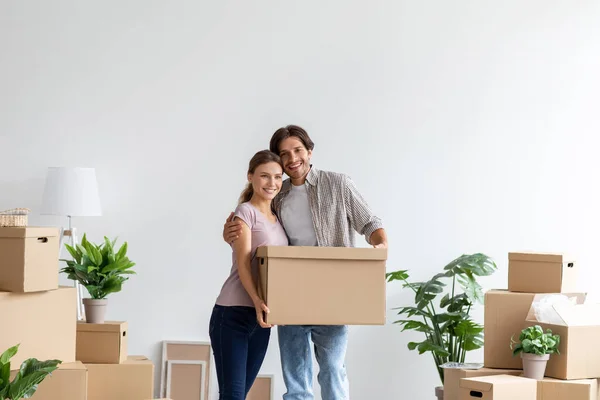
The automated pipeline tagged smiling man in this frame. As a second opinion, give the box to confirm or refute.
[223,124,387,400]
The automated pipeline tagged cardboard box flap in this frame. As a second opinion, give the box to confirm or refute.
[459,378,492,392]
[525,293,587,325]
[57,361,87,371]
[124,355,152,364]
[509,251,574,263]
[0,226,59,239]
[77,320,127,333]
[256,245,387,261]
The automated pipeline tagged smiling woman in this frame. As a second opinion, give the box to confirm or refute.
[209,149,289,400]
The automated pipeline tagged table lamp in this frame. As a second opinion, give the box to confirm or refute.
[40,167,102,321]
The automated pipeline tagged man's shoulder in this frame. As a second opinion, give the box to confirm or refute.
[315,168,350,186]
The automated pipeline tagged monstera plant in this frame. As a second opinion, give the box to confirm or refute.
[0,344,61,400]
[386,253,497,398]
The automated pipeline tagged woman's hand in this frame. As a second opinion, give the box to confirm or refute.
[254,299,272,328]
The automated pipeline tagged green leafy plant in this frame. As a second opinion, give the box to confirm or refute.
[510,325,560,356]
[60,234,136,299]
[386,253,497,384]
[0,344,61,400]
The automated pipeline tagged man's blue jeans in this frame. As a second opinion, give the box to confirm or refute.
[278,325,349,400]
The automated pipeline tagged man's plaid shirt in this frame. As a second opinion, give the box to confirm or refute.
[272,166,383,247]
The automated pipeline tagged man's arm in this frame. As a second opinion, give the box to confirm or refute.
[343,175,387,248]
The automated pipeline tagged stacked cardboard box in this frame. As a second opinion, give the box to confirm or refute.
[0,226,84,400]
[0,226,155,400]
[444,252,600,400]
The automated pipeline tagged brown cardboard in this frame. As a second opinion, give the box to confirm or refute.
[76,321,127,363]
[0,286,76,367]
[256,246,387,325]
[524,293,600,380]
[248,375,273,400]
[86,355,154,400]
[443,367,523,400]
[459,375,537,400]
[484,290,543,369]
[0,226,60,292]
[508,252,577,293]
[166,361,204,400]
[10,361,87,400]
[537,377,599,400]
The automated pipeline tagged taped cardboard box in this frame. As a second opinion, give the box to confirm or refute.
[537,377,599,400]
[86,355,154,400]
[459,375,537,400]
[0,226,60,292]
[256,246,387,325]
[10,361,87,400]
[0,286,76,367]
[76,321,127,364]
[524,293,600,380]
[508,252,577,293]
[443,367,523,400]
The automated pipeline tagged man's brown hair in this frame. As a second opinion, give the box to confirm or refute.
[269,125,315,155]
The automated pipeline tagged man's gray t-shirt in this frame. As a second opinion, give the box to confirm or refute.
[280,183,318,246]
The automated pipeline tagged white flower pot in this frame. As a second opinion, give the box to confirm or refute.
[521,353,550,380]
[83,298,108,324]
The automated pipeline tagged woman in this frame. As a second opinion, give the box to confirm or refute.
[209,149,289,400]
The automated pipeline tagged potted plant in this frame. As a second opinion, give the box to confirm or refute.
[386,253,497,400]
[60,234,136,323]
[0,344,61,400]
[510,325,560,380]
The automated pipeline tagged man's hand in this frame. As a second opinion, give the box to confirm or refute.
[369,228,388,249]
[223,212,243,244]
[373,242,387,249]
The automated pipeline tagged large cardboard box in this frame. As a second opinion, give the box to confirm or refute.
[508,252,577,293]
[76,321,127,364]
[484,290,542,369]
[537,377,599,400]
[0,226,60,292]
[524,293,600,380]
[86,355,154,400]
[459,375,537,400]
[443,367,523,400]
[10,361,87,400]
[0,286,76,367]
[256,246,387,325]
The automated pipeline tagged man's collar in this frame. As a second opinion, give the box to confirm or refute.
[280,165,318,194]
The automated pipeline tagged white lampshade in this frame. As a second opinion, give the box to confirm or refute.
[40,167,102,217]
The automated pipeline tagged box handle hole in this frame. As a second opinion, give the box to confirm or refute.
[123,331,126,337]
[469,391,483,398]
[37,237,48,243]
[568,262,574,268]
[260,258,264,265]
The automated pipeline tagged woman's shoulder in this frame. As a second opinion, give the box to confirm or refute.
[234,202,257,227]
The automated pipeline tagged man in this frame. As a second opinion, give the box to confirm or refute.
[222,125,387,400]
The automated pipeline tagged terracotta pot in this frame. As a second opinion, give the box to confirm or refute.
[83,298,108,323]
[435,386,443,400]
[521,352,550,380]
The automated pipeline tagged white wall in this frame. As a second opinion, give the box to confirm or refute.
[2,1,600,398]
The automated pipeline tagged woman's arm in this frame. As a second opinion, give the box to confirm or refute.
[232,217,271,328]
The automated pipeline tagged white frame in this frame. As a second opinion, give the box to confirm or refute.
[160,340,211,398]
[165,359,206,400]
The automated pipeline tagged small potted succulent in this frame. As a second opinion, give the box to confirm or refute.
[0,344,61,400]
[510,325,560,380]
[60,234,136,323]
